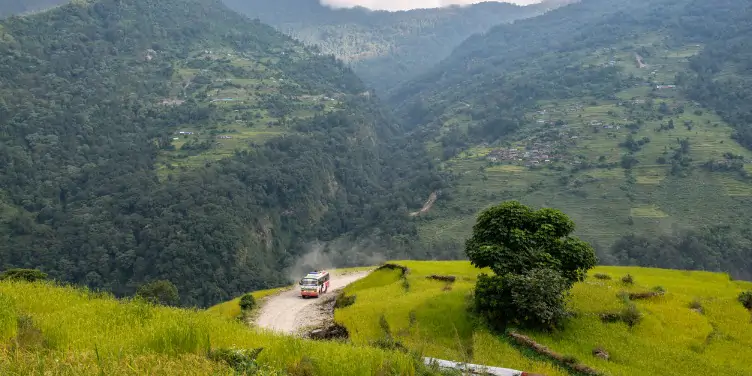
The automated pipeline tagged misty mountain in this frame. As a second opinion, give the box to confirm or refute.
[222,0,569,94]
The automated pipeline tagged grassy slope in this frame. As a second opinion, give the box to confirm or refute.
[416,37,752,250]
[0,280,428,375]
[335,261,752,376]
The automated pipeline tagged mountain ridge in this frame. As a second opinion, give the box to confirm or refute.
[223,0,565,94]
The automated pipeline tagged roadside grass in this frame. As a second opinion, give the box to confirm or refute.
[335,261,752,376]
[0,280,430,376]
[206,286,291,321]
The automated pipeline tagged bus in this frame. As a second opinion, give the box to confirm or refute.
[299,270,330,298]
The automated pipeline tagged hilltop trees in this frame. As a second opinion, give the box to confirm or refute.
[136,280,180,307]
[466,201,597,330]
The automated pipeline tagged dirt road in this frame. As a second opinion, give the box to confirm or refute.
[255,270,370,334]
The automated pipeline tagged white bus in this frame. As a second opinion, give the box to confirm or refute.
[298,270,330,298]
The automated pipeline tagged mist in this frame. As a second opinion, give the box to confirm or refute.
[284,238,388,283]
[320,0,542,11]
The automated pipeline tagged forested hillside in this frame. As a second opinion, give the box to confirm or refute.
[393,0,752,279]
[0,0,68,17]
[0,0,444,307]
[223,0,561,94]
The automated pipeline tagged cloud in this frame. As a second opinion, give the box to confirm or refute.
[320,0,542,11]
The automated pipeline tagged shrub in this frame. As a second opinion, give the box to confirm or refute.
[621,274,634,285]
[689,299,704,314]
[593,273,611,280]
[239,293,256,311]
[335,294,356,309]
[621,304,642,328]
[135,280,179,307]
[208,347,263,373]
[738,291,752,310]
[0,268,47,282]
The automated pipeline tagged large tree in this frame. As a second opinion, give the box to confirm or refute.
[466,201,597,330]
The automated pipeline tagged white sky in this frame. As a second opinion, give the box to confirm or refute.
[320,1,542,11]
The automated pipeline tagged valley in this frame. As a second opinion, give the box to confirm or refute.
[1,0,752,374]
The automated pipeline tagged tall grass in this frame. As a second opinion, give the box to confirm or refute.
[336,261,752,376]
[0,281,428,375]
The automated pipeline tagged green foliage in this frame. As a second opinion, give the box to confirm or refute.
[465,201,597,285]
[466,201,596,330]
[136,280,180,307]
[738,291,752,310]
[0,269,47,282]
[238,293,256,311]
[475,269,571,330]
[621,274,635,285]
[207,347,264,374]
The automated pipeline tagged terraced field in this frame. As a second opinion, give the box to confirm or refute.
[155,48,344,176]
[416,39,752,251]
[333,261,752,376]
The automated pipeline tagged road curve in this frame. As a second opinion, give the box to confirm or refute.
[255,270,370,334]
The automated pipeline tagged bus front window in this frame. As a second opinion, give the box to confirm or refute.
[300,278,317,286]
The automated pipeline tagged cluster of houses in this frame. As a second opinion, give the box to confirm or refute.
[486,143,556,166]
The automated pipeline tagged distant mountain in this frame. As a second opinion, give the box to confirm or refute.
[391,0,752,278]
[0,0,69,17]
[222,0,568,94]
[0,0,444,306]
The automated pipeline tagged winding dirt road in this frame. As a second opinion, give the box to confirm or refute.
[255,270,370,334]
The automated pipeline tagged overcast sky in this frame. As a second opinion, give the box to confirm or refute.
[320,0,542,11]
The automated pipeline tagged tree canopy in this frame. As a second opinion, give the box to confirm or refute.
[467,201,597,330]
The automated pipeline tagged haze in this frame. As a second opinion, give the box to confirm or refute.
[320,0,542,11]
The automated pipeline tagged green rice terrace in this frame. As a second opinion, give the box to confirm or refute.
[417,37,752,250]
[333,261,752,376]
[156,47,345,175]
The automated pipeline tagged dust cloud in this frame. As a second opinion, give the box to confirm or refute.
[285,238,387,283]
[319,0,542,11]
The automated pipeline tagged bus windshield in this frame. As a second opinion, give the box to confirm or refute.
[300,278,318,286]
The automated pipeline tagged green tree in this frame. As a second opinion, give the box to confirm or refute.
[135,280,180,307]
[466,201,597,330]
[239,293,256,311]
[0,268,48,282]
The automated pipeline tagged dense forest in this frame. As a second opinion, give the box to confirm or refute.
[223,0,561,94]
[0,0,445,306]
[392,0,752,280]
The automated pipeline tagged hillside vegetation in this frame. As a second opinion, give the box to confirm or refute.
[223,0,562,94]
[0,279,447,375]
[335,261,752,376]
[0,0,445,307]
[393,0,752,278]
